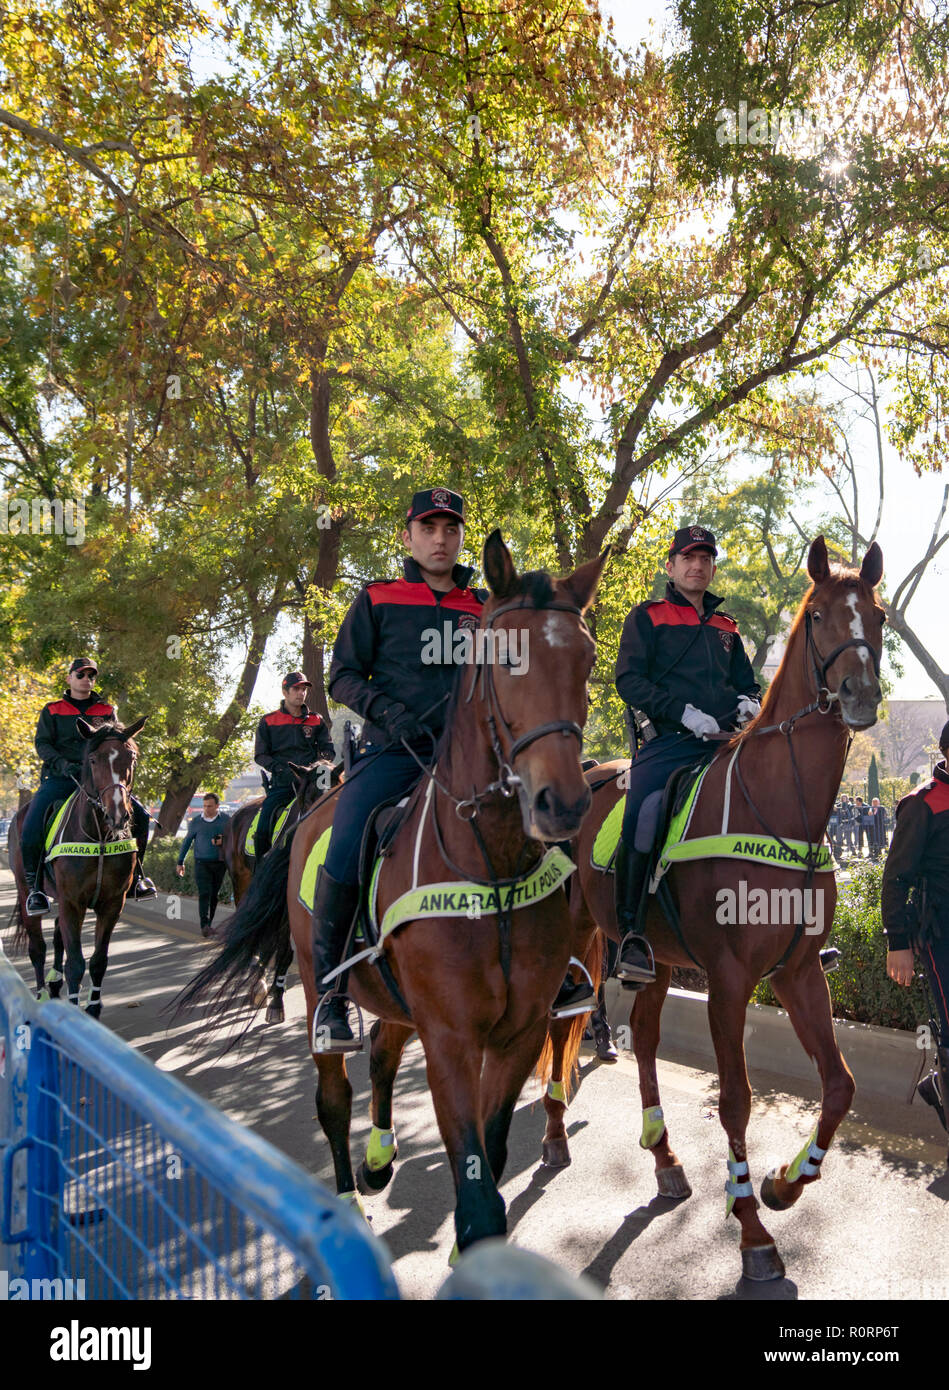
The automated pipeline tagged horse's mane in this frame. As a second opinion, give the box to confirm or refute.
[735,561,878,741]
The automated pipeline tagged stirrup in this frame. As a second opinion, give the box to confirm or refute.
[311,991,366,1055]
[26,888,53,916]
[819,947,840,974]
[616,932,656,990]
[550,956,597,1020]
[133,874,157,899]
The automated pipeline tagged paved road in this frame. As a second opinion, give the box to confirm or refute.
[3,870,947,1301]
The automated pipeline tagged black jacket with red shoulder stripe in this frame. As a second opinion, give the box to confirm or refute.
[35,690,116,780]
[328,556,487,747]
[254,701,334,790]
[881,763,949,950]
[615,583,760,736]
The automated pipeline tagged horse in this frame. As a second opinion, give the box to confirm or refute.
[540,536,885,1283]
[178,531,608,1256]
[8,716,147,1017]
[225,760,340,1023]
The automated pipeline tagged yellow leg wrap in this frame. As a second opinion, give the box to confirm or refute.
[639,1105,665,1149]
[546,1079,566,1105]
[448,1239,460,1267]
[785,1126,826,1184]
[337,1189,366,1217]
[366,1124,396,1172]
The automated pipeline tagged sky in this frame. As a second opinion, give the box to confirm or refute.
[243,0,946,712]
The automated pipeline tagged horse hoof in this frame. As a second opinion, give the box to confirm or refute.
[741,1243,786,1282]
[48,983,62,999]
[594,1032,619,1062]
[359,1155,397,1192]
[760,1168,795,1211]
[542,1138,571,1168]
[264,1001,285,1025]
[656,1164,691,1199]
[249,978,268,1008]
[86,1004,102,1020]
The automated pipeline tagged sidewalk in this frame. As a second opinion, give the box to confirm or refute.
[120,887,234,942]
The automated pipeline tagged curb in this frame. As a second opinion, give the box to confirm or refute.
[603,979,924,1104]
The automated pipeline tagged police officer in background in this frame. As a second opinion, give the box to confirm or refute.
[21,657,156,916]
[613,526,761,986]
[253,671,334,863]
[882,720,949,1148]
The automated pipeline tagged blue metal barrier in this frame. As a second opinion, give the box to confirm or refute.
[0,954,398,1300]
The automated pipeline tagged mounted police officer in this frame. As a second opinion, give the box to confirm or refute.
[311,487,485,1048]
[253,671,334,864]
[21,656,156,916]
[613,526,761,986]
[883,719,949,1147]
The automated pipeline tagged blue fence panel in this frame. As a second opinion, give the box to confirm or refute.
[0,954,398,1300]
[0,950,32,1279]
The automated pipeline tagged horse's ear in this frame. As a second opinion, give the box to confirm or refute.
[76,717,94,740]
[120,716,146,741]
[482,529,518,599]
[860,541,883,588]
[807,535,830,584]
[559,546,611,614]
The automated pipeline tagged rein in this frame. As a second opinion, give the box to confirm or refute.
[64,746,138,910]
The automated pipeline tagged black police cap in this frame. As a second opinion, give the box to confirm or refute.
[669,525,717,557]
[406,487,465,524]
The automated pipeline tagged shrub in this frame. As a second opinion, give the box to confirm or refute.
[752,859,931,1030]
[144,836,234,904]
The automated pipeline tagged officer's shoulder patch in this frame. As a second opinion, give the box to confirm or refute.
[713,610,740,631]
[303,713,323,725]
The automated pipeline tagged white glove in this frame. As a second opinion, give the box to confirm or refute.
[737,695,761,723]
[681,704,720,737]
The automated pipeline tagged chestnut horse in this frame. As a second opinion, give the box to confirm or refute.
[9,717,147,1017]
[541,537,884,1282]
[179,532,607,1256]
[225,760,338,1023]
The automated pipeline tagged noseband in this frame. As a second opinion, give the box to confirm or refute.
[804,609,881,711]
[464,598,586,793]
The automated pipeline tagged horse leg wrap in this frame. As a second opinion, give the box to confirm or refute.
[546,1079,566,1105]
[725,1147,754,1217]
[273,974,287,991]
[337,1190,366,1217]
[640,1105,666,1149]
[366,1125,396,1172]
[785,1127,827,1183]
[45,968,63,984]
[68,991,80,1005]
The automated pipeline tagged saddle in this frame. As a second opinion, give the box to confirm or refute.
[244,799,294,858]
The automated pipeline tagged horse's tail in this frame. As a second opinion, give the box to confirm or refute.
[171,826,297,1025]
[535,928,604,1101]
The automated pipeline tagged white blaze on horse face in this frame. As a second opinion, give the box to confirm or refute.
[543,613,572,649]
[845,592,870,671]
[108,748,124,819]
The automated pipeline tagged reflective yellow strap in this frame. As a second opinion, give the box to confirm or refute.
[786,1127,827,1183]
[546,1079,566,1105]
[366,1125,396,1171]
[640,1105,665,1149]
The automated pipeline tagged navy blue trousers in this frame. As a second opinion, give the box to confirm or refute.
[323,745,426,886]
[21,775,149,877]
[920,926,949,1045]
[621,732,713,846]
[254,785,293,858]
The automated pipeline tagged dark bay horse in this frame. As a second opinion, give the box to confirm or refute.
[179,532,608,1256]
[225,760,339,1023]
[541,537,885,1282]
[9,717,147,1017]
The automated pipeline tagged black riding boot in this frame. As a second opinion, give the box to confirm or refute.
[310,866,362,1053]
[614,839,655,989]
[131,816,157,898]
[551,962,597,1019]
[22,839,53,916]
[917,1045,949,1134]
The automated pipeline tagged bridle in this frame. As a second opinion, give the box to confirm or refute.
[462,597,586,800]
[803,608,881,714]
[70,738,137,841]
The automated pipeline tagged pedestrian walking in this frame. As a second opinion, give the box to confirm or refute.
[177,792,230,937]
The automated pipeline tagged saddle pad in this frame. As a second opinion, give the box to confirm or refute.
[44,793,76,852]
[245,801,292,857]
[298,827,333,912]
[591,794,624,871]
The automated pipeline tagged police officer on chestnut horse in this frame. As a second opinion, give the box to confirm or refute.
[21,656,157,916]
[253,671,334,864]
[613,526,761,985]
[311,486,597,1050]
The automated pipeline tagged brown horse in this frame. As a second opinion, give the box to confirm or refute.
[9,717,147,1017]
[541,536,884,1282]
[225,760,339,1022]
[179,532,608,1255]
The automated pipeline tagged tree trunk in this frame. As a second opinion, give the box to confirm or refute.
[884,606,949,714]
[154,601,277,834]
[302,611,329,722]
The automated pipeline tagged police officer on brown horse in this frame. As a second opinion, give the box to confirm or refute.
[21,656,156,916]
[253,671,334,865]
[613,527,761,985]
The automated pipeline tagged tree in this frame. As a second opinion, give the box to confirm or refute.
[867,752,880,802]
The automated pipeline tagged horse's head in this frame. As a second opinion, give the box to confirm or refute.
[77,715,147,833]
[476,530,609,840]
[805,537,884,729]
[288,760,336,812]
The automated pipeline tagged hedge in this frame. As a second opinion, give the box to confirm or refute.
[144,836,234,905]
[752,859,932,1030]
